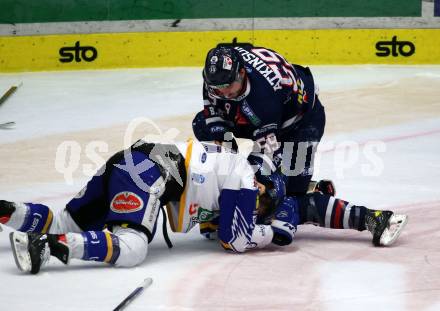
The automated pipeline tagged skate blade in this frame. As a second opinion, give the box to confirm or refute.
[9,232,32,272]
[380,214,408,246]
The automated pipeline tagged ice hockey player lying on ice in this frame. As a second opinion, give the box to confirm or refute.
[0,139,407,274]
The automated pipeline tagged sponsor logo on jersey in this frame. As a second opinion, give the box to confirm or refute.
[234,46,282,91]
[210,125,225,133]
[191,173,205,184]
[148,198,160,223]
[203,143,223,153]
[189,203,199,215]
[110,192,144,213]
[241,100,262,126]
[187,216,200,232]
[198,207,215,222]
[376,36,415,57]
[200,152,207,163]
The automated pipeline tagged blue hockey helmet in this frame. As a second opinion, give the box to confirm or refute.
[203,47,243,88]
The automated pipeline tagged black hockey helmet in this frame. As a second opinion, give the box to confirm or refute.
[203,47,243,88]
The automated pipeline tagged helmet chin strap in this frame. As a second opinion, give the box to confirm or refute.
[233,75,250,101]
[237,73,247,94]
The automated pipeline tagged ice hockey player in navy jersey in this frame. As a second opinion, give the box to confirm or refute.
[192,44,326,196]
[1,139,407,275]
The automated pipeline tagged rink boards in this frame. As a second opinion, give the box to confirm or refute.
[1,28,440,72]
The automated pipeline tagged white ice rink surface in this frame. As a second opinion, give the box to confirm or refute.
[0,66,440,311]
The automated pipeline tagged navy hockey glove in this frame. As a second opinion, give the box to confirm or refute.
[253,170,287,224]
[247,153,286,205]
[192,111,230,142]
[271,197,300,246]
[265,172,286,207]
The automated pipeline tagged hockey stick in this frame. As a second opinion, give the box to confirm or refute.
[0,83,22,129]
[113,277,153,311]
[0,83,22,107]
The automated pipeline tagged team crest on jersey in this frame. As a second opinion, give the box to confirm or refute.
[110,192,144,213]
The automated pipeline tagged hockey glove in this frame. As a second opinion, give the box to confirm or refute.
[308,179,336,196]
[271,197,300,246]
[192,111,230,142]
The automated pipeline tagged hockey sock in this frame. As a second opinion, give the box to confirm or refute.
[298,193,367,231]
[43,232,122,265]
[1,202,53,233]
[81,231,121,264]
[19,203,53,233]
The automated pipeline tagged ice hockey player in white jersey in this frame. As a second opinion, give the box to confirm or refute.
[1,139,273,274]
[0,139,407,274]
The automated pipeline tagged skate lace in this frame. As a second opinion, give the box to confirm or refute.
[33,235,51,267]
[40,244,51,266]
[365,213,378,233]
[366,211,389,233]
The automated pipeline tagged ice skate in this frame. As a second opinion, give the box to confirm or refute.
[366,210,408,246]
[9,232,51,274]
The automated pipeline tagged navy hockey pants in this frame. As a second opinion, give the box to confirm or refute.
[66,150,164,242]
[280,98,326,196]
